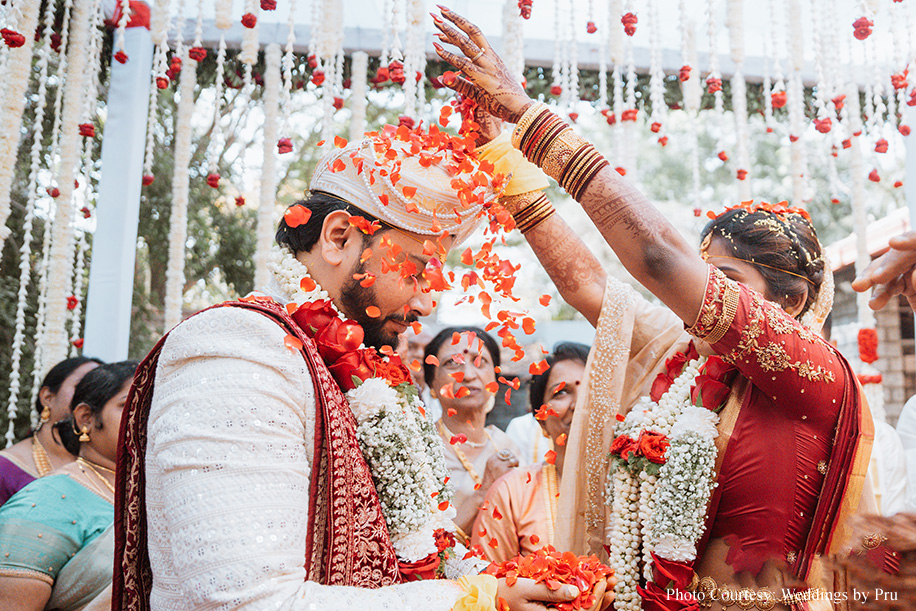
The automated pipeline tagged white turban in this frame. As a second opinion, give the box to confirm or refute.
[309,128,504,245]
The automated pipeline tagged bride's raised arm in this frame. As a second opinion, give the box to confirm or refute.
[432,8,709,328]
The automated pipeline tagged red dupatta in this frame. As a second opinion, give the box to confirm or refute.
[111,299,401,610]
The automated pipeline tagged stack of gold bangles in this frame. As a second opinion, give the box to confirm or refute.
[511,103,610,201]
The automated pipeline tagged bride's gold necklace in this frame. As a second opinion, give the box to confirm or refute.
[31,435,53,477]
[77,457,115,497]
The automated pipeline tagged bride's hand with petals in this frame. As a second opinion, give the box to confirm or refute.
[431,6,533,123]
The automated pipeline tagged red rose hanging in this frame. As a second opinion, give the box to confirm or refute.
[650,122,661,133]
[1,28,25,48]
[868,169,881,182]
[852,17,873,40]
[736,169,748,180]
[875,138,888,153]
[206,173,220,188]
[79,123,95,138]
[277,138,293,154]
[72,338,84,349]
[814,117,832,133]
[706,76,722,93]
[518,0,533,19]
[333,96,344,110]
[832,94,846,112]
[389,60,406,84]
[48,187,60,198]
[717,150,728,162]
[550,85,562,96]
[142,174,155,186]
[771,90,787,108]
[311,70,325,86]
[234,196,246,207]
[895,180,904,188]
[892,69,908,90]
[901,125,912,136]
[260,0,277,9]
[858,328,878,364]
[114,50,129,64]
[621,12,638,36]
[81,206,91,218]
[188,46,207,62]
[586,21,597,34]
[241,13,257,28]
[156,76,169,89]
[679,65,692,82]
[658,136,668,147]
[66,296,79,310]
[621,108,638,122]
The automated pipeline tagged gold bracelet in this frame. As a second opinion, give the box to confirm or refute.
[512,193,551,228]
[512,103,550,149]
[541,129,589,183]
[526,117,566,165]
[519,206,555,233]
[500,190,544,216]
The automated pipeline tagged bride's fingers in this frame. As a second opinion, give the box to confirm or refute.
[433,41,474,73]
[437,5,490,50]
[447,73,487,103]
[432,17,482,60]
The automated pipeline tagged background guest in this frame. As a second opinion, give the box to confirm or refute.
[472,342,589,562]
[425,326,519,536]
[0,360,137,611]
[0,356,102,506]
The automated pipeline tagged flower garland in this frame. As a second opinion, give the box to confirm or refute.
[348,51,369,141]
[266,244,457,567]
[647,0,666,148]
[4,0,59,443]
[68,232,88,357]
[605,345,735,609]
[164,48,198,331]
[280,0,297,144]
[502,0,525,84]
[254,44,282,290]
[43,0,98,369]
[402,0,426,120]
[240,0,260,89]
[0,0,41,250]
[727,0,751,193]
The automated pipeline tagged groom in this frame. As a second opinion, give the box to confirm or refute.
[112,128,582,610]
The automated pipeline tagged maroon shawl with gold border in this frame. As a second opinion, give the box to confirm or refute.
[111,300,400,610]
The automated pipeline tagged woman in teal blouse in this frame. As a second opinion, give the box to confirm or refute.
[0,361,137,611]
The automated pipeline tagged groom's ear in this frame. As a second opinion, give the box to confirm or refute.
[318,210,362,268]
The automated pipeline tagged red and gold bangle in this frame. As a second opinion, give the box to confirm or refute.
[512,103,551,149]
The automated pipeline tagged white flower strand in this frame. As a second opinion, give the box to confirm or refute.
[727,0,750,198]
[68,232,88,357]
[608,468,641,611]
[268,246,455,562]
[647,0,666,138]
[402,0,426,120]
[0,0,41,249]
[115,0,131,56]
[207,35,228,178]
[42,0,97,369]
[349,51,369,141]
[785,0,807,205]
[608,0,624,170]
[5,0,59,445]
[29,203,56,412]
[164,49,198,331]
[144,0,173,180]
[280,0,297,137]
[239,0,259,89]
[502,0,525,84]
[48,0,74,169]
[254,44,282,291]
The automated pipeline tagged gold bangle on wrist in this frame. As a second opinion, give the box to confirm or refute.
[500,190,544,216]
[512,103,550,149]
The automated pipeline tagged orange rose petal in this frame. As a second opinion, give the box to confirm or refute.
[438,500,450,511]
[284,335,303,351]
[522,317,536,335]
[539,295,551,306]
[410,321,423,335]
[529,534,540,545]
[450,372,465,382]
[365,306,381,318]
[474,483,482,490]
[556,433,567,447]
[409,359,422,372]
[300,277,317,291]
[285,302,299,314]
[544,449,557,465]
[334,135,348,148]
[331,158,346,172]
[488,537,499,548]
[425,355,439,366]
[316,140,325,146]
[529,360,549,375]
[493,506,503,520]
[484,381,499,393]
[447,408,457,417]
[284,205,312,228]
[360,274,376,288]
[403,185,417,198]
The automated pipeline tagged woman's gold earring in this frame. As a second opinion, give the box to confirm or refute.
[79,425,91,443]
[40,405,51,422]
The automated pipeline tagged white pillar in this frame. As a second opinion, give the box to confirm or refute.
[82,25,153,361]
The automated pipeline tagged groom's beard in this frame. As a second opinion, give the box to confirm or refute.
[340,263,418,351]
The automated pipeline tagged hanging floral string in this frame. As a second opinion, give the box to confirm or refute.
[705,0,727,174]
[785,0,808,206]
[253,44,282,290]
[67,232,89,357]
[622,0,638,177]
[5,0,62,444]
[550,0,563,100]
[316,0,344,142]
[596,1,608,111]
[142,0,173,186]
[502,0,525,83]
[402,0,426,119]
[164,48,198,331]
[678,0,701,207]
[608,0,625,173]
[349,51,369,141]
[647,0,666,148]
[727,0,750,195]
[811,0,842,204]
[206,10,230,190]
[113,0,131,63]
[279,0,297,150]
[0,0,42,252]
[48,0,74,172]
[563,0,579,115]
[42,0,99,371]
[240,0,259,89]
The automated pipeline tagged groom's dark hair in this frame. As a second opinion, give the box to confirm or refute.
[276,191,386,254]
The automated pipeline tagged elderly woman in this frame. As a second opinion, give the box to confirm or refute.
[424,326,520,536]
[472,342,590,563]
[0,360,137,611]
[432,7,869,610]
[0,357,102,506]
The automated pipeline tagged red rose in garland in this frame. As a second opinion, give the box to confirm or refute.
[610,434,638,462]
[1,28,25,48]
[328,349,382,391]
[637,553,698,611]
[771,90,787,109]
[853,16,873,40]
[315,318,365,364]
[398,552,441,581]
[636,431,669,464]
[291,299,338,336]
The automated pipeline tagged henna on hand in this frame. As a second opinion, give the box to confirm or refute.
[431,7,532,123]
